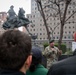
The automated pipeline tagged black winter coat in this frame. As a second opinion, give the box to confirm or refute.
[47,55,76,75]
[0,69,25,75]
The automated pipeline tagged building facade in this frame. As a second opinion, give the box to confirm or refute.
[27,0,76,49]
[0,12,7,34]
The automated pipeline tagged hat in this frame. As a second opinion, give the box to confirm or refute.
[49,40,54,43]
[31,46,42,59]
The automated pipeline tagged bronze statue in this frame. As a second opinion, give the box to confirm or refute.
[2,5,30,30]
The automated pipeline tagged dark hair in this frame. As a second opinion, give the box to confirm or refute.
[29,46,42,72]
[49,40,54,43]
[0,30,31,70]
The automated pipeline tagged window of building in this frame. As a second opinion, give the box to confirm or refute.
[54,22,55,25]
[43,38,45,39]
[40,24,42,26]
[69,7,71,9]
[53,37,55,39]
[33,20,35,22]
[69,26,71,29]
[61,3,64,6]
[57,37,58,39]
[40,28,42,31]
[65,26,67,29]
[73,31,74,33]
[69,22,71,24]
[40,38,42,40]
[72,21,74,23]
[68,36,70,39]
[58,32,59,34]
[57,18,59,20]
[68,11,71,14]
[35,7,37,10]
[31,15,32,18]
[40,33,42,35]
[64,36,66,39]
[69,31,71,34]
[57,22,60,25]
[73,26,74,28]
[33,15,35,17]
[72,10,74,13]
[72,16,74,18]
[33,29,35,31]
[30,29,32,31]
[37,33,38,35]
[50,18,52,20]
[54,18,55,20]
[65,31,67,34]
[73,2,75,5]
[47,14,48,17]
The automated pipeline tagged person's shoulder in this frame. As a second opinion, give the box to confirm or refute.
[54,46,59,49]
[37,64,48,72]
[45,46,49,48]
[47,56,76,75]
[53,55,76,67]
[44,46,49,51]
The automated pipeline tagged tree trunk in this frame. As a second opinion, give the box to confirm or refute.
[58,1,70,49]
[39,2,50,42]
[58,24,64,49]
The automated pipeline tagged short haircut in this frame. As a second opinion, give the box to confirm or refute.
[0,30,31,70]
[29,46,42,72]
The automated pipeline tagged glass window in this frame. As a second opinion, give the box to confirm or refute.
[57,37,58,39]
[68,36,70,39]
[33,29,35,31]
[40,33,42,35]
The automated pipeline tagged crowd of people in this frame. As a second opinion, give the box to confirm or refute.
[0,29,76,75]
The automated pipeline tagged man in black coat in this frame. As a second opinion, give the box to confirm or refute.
[47,55,76,75]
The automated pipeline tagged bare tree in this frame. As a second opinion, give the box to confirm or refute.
[35,0,76,49]
[35,0,51,41]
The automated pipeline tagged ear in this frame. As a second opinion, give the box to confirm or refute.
[19,55,32,73]
[25,55,32,69]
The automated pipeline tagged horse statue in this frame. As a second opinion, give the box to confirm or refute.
[2,6,30,30]
[18,8,30,27]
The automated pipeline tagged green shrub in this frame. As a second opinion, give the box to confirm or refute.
[43,43,49,49]
[55,44,66,54]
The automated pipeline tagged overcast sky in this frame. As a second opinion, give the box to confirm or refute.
[0,0,31,15]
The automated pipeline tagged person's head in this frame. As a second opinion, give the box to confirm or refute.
[49,40,54,47]
[10,5,14,9]
[0,30,32,73]
[29,46,42,72]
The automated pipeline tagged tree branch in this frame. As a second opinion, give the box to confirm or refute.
[65,11,76,22]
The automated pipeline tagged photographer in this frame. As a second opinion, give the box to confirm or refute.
[43,40,61,69]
